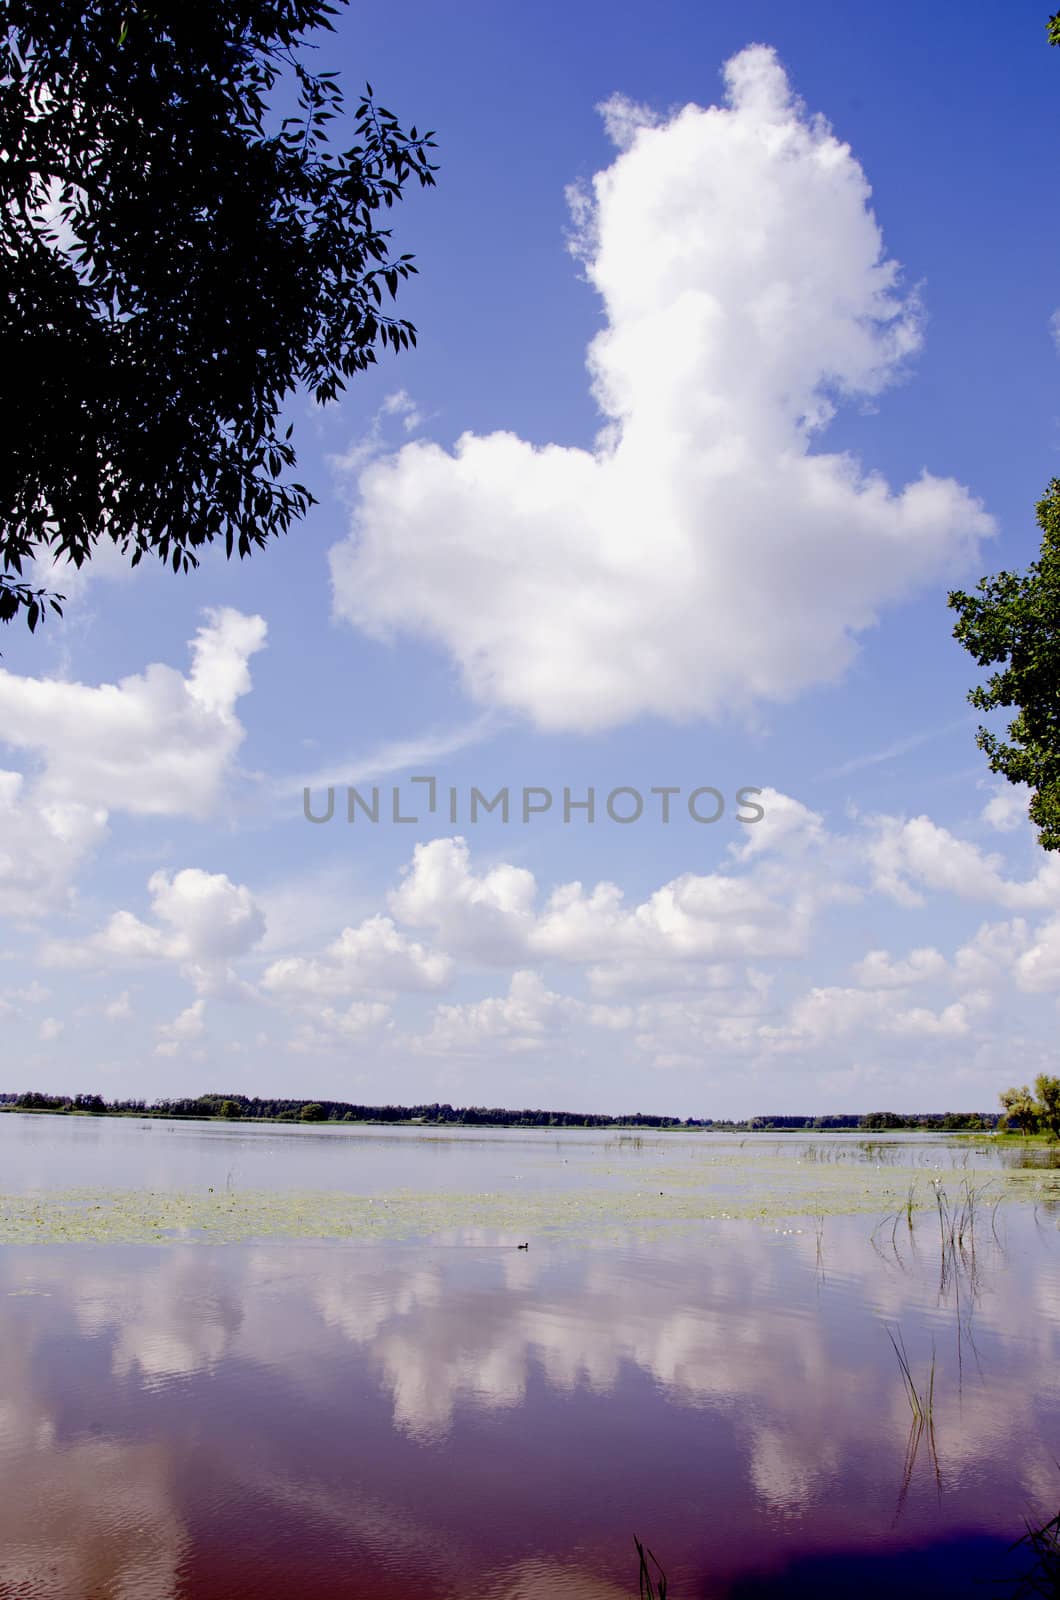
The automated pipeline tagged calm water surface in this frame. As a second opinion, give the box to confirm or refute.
[1,1114,1059,1598]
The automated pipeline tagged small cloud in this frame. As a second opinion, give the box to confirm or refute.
[981,782,1031,833]
[1051,308,1060,355]
[9,980,50,1007]
[38,1017,64,1042]
[381,389,424,432]
[330,390,427,474]
[155,998,206,1055]
[596,92,660,149]
[104,991,132,1021]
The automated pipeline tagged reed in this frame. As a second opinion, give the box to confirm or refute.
[904,1181,918,1229]
[887,1324,941,1508]
[887,1325,935,1424]
[634,1536,668,1599]
[1004,1504,1060,1596]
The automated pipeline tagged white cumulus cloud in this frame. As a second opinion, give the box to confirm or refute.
[981,782,1032,833]
[44,867,266,995]
[851,946,948,988]
[155,999,206,1057]
[0,769,108,920]
[0,610,266,918]
[391,833,822,975]
[262,915,450,999]
[0,607,265,817]
[416,971,578,1055]
[330,45,991,732]
[869,815,1060,910]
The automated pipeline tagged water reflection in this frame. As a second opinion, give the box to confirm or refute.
[1,1207,1059,1597]
[0,1308,187,1598]
[2,1110,1053,1201]
[996,1142,1060,1171]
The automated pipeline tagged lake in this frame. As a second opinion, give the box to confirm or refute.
[1,1113,1058,1598]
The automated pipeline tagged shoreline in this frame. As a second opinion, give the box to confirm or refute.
[1,1103,1044,1140]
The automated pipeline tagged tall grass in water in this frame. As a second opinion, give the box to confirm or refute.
[1003,1504,1060,1596]
[887,1324,940,1512]
[634,1536,668,1599]
[903,1181,918,1230]
[872,1181,922,1260]
[930,1178,1000,1386]
[628,1500,1060,1596]
[887,1326,936,1425]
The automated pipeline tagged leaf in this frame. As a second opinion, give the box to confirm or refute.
[0,2,435,637]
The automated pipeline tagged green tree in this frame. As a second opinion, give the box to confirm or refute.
[218,1099,242,1119]
[948,15,1060,849]
[1,0,436,631]
[1034,1073,1060,1138]
[948,479,1060,851]
[299,1102,325,1121]
[999,1084,1042,1135]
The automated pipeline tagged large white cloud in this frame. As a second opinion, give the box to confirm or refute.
[330,45,992,732]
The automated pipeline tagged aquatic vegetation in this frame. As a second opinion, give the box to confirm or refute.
[1003,1505,1060,1597]
[887,1325,936,1427]
[0,1136,1057,1246]
[887,1324,941,1515]
[904,1181,918,1228]
[634,1537,668,1599]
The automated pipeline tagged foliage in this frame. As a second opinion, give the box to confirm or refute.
[1035,1075,1060,1138]
[2,1090,1004,1131]
[9,1091,109,1114]
[999,1076,1060,1138]
[15,1090,62,1111]
[0,0,436,630]
[949,481,1060,851]
[947,24,1060,850]
[757,1111,994,1132]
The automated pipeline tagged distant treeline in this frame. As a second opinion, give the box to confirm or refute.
[0,1091,1000,1131]
[749,1110,999,1131]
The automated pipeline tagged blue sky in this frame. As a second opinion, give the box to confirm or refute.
[3,0,1059,1116]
